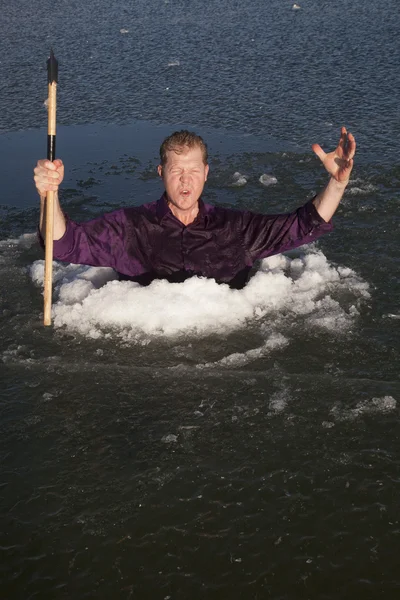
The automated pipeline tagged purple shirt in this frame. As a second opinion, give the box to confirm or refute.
[49,194,332,288]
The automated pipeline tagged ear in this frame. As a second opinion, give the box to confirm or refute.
[205,164,209,181]
[157,164,163,178]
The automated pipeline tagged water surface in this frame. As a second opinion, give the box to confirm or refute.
[1,1,399,598]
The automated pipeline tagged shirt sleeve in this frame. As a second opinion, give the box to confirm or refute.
[240,199,333,262]
[39,211,125,269]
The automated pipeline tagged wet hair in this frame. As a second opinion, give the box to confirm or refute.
[159,130,208,166]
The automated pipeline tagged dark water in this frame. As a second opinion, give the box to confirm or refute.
[1,1,400,598]
[1,0,399,160]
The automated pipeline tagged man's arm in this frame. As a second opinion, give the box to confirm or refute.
[33,157,132,272]
[312,126,356,222]
[34,159,66,240]
[240,200,333,264]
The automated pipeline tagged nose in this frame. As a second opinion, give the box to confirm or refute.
[180,171,190,183]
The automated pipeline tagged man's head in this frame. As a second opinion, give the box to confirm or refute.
[158,130,209,220]
[159,130,208,166]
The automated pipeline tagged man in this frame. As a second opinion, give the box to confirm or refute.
[34,127,356,289]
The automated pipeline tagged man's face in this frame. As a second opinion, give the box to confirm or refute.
[158,145,209,213]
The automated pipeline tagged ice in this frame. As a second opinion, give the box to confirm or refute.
[347,179,378,195]
[259,174,278,186]
[231,172,248,187]
[162,434,178,443]
[29,247,370,343]
[347,185,377,195]
[0,233,37,249]
[268,389,291,414]
[196,333,288,369]
[331,396,397,421]
[29,262,117,290]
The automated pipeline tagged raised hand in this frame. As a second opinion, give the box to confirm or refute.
[312,127,356,184]
[34,159,64,196]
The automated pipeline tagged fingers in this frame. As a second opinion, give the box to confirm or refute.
[315,128,356,163]
[34,159,64,195]
[346,132,356,160]
[312,143,326,163]
[339,126,356,161]
[338,127,347,153]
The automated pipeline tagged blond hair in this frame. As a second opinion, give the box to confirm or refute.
[159,130,208,166]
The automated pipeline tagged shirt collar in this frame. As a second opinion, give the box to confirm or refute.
[156,193,211,224]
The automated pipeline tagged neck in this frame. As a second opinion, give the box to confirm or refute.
[168,201,199,225]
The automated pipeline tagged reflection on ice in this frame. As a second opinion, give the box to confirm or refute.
[29,248,370,342]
